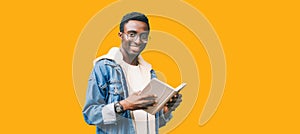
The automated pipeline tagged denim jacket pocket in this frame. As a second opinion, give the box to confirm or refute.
[107,79,124,100]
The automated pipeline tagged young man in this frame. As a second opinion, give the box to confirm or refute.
[83,12,182,134]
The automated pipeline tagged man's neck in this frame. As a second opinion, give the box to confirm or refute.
[120,49,139,66]
[123,56,139,66]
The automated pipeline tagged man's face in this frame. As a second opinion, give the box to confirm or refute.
[119,20,149,58]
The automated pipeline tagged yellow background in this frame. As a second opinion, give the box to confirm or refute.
[1,0,299,133]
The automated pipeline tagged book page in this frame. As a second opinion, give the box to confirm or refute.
[140,78,185,114]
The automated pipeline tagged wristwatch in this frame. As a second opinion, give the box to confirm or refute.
[114,101,124,113]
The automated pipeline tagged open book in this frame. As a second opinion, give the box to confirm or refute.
[140,78,187,115]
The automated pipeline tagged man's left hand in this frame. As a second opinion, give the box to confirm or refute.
[163,94,182,114]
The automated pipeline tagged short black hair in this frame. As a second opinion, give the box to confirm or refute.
[120,12,150,32]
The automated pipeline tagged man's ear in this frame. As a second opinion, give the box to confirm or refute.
[118,32,123,39]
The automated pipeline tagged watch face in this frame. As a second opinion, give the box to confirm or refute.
[116,106,122,112]
[115,102,123,113]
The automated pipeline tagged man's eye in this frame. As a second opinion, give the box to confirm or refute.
[140,34,148,39]
[128,33,136,37]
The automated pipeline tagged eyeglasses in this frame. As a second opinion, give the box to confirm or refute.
[122,31,149,43]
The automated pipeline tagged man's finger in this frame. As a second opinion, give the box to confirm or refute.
[139,99,156,106]
[140,94,157,100]
[172,94,182,99]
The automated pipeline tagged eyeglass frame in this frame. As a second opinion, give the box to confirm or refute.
[121,31,150,43]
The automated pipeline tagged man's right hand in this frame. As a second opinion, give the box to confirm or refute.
[120,91,157,111]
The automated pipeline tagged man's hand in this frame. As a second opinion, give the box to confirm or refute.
[163,93,182,114]
[120,91,157,111]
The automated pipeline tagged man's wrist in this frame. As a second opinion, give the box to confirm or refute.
[119,100,128,111]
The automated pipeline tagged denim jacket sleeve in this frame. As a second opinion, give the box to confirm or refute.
[82,61,118,126]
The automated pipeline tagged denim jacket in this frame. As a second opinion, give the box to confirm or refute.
[82,48,172,134]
